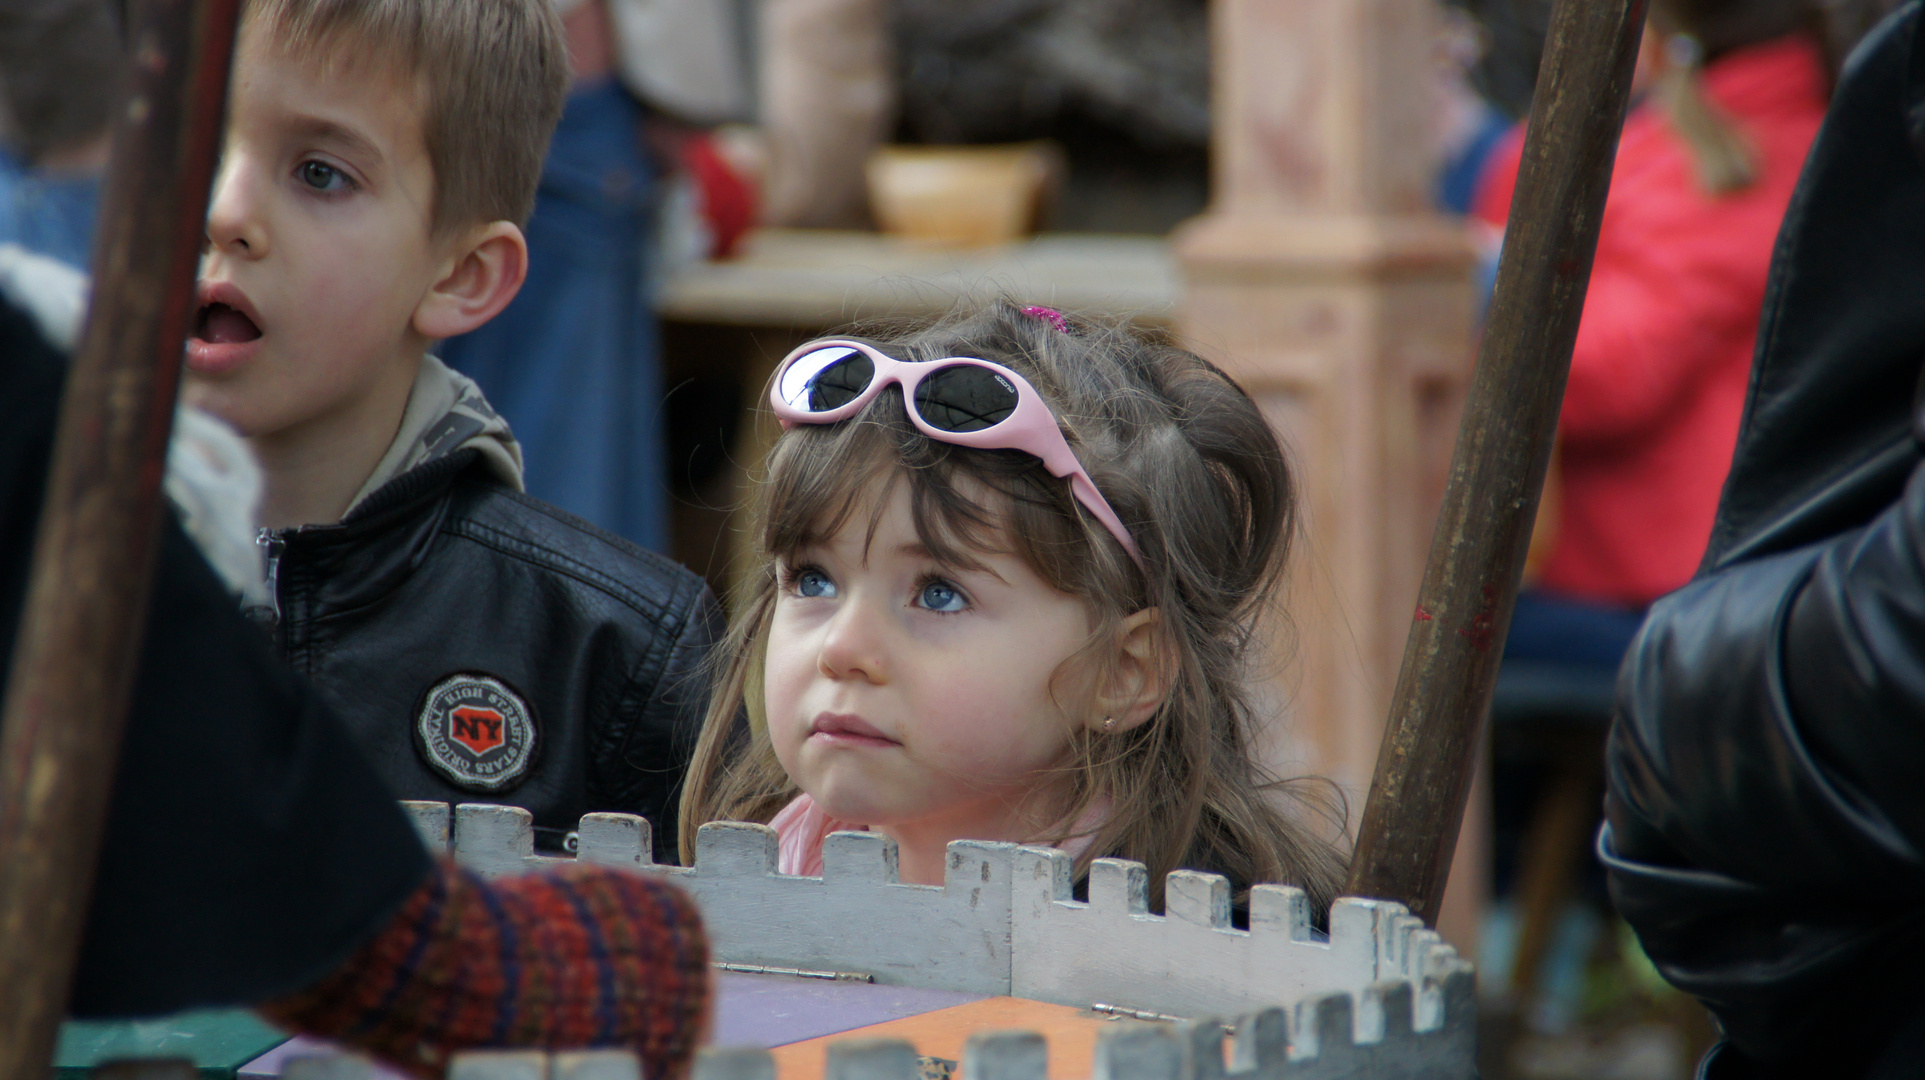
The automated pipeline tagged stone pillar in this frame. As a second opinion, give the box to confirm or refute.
[1172,0,1482,941]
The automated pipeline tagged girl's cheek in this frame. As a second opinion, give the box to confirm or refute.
[764,698,808,776]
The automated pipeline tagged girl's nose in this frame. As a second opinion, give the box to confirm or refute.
[204,155,269,258]
[816,598,889,684]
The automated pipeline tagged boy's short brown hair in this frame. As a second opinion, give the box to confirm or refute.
[244,0,568,234]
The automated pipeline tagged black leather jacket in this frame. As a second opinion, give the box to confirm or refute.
[260,450,720,860]
[1605,6,1925,1075]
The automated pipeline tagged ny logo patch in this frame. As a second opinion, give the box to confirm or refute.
[415,673,537,792]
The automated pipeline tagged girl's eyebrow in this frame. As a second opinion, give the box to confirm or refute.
[895,542,1007,586]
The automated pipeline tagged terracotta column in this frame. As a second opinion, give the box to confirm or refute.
[1172,0,1484,942]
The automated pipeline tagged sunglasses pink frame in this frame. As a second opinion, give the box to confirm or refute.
[769,337,1143,568]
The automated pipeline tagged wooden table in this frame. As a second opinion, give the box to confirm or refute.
[657,229,1179,330]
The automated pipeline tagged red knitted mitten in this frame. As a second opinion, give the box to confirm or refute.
[261,860,710,1078]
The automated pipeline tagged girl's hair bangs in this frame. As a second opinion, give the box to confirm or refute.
[759,390,1085,586]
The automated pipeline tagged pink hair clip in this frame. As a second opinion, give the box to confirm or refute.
[1021,305,1069,333]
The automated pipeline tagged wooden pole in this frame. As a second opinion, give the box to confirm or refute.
[1344,0,1650,923]
[0,0,240,1071]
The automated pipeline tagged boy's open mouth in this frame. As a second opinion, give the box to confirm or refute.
[193,302,262,345]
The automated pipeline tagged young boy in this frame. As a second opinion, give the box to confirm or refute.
[183,0,718,858]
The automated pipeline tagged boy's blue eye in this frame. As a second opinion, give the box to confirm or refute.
[916,579,967,613]
[795,569,836,599]
[296,160,352,193]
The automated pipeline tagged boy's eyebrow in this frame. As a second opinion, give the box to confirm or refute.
[286,115,386,169]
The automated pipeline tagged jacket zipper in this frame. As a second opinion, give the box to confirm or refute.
[255,527,286,626]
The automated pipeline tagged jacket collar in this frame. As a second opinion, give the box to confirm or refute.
[342,353,522,520]
[1703,2,1925,570]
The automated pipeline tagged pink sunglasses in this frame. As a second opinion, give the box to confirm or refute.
[769,337,1143,568]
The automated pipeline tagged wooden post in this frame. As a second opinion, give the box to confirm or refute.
[1172,0,1479,927]
[0,0,240,1071]
[1346,0,1650,922]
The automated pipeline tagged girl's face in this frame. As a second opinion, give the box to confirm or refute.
[764,478,1095,843]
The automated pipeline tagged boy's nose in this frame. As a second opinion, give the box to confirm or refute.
[204,157,269,257]
[817,600,889,684]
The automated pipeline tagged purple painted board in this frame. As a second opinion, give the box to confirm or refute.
[238,1037,413,1079]
[236,973,985,1075]
[711,972,986,1048]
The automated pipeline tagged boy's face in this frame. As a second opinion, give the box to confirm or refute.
[184,30,449,439]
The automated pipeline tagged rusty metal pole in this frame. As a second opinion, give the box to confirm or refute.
[1344,0,1650,923]
[0,0,240,1072]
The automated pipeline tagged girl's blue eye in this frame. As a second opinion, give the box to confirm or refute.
[916,579,967,613]
[795,569,836,599]
[296,160,352,193]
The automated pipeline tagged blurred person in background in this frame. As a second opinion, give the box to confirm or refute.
[1474,0,1831,683]
[0,0,119,270]
[438,0,756,551]
[757,0,892,229]
[1432,3,1514,219]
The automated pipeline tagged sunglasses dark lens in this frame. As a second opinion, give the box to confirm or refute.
[914,365,1020,433]
[779,347,874,412]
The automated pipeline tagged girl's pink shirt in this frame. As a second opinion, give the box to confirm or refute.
[769,793,1106,876]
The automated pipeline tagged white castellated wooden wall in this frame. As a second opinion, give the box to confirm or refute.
[316,803,1480,1080]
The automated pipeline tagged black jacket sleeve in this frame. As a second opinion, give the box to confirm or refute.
[1605,480,1925,1070]
[1604,277,1925,1069]
[0,297,432,1018]
[1602,6,1925,1074]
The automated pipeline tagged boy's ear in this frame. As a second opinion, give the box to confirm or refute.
[413,221,528,340]
[1091,608,1173,734]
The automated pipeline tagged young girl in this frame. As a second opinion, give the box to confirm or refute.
[679,300,1348,915]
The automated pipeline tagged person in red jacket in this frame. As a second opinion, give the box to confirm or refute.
[1474,0,1830,665]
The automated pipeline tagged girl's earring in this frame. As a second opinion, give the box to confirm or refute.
[1101,717,1116,733]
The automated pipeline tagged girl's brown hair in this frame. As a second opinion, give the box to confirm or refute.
[679,301,1348,915]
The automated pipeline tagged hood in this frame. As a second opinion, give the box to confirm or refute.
[1704,1,1925,570]
[344,354,523,517]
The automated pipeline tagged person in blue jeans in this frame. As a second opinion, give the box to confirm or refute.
[0,0,121,270]
[438,75,667,551]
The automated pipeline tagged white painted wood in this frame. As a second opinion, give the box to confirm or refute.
[577,812,652,870]
[824,1040,918,1080]
[693,1047,776,1080]
[1227,1007,1292,1075]
[419,803,1478,1077]
[453,804,539,878]
[1165,870,1232,930]
[961,1031,1045,1080]
[281,1056,382,1080]
[268,975,1475,1080]
[1290,992,1365,1076]
[1093,1024,1186,1080]
[1008,845,1432,1019]
[447,1051,548,1080]
[401,800,449,854]
[656,826,1015,994]
[552,1050,642,1080]
[441,809,1015,993]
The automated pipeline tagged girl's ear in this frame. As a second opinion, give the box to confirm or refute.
[413,221,529,341]
[1092,608,1172,733]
